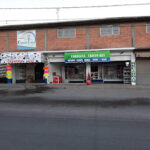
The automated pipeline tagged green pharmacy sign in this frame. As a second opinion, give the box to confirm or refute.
[64,51,110,63]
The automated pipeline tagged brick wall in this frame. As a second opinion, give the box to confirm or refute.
[135,23,150,48]
[90,24,132,49]
[0,31,7,52]
[0,22,149,53]
[47,27,86,50]
[9,30,45,52]
[9,31,17,52]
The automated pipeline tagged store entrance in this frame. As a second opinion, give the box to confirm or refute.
[15,63,44,83]
[35,63,44,83]
[16,64,26,83]
[91,64,103,83]
[90,62,126,84]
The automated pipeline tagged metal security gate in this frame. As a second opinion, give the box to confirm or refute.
[136,58,150,85]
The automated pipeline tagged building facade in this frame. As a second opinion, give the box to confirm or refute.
[0,16,150,85]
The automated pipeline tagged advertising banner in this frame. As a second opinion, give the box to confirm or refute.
[17,30,36,50]
[1,52,42,64]
[131,62,136,85]
[64,51,110,63]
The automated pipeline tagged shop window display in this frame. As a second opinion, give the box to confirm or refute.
[103,63,124,81]
[65,64,85,82]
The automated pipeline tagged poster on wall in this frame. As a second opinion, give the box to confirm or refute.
[0,52,42,64]
[17,30,36,50]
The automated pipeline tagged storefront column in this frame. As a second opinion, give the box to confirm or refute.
[131,53,136,85]
[48,63,53,83]
[12,65,16,84]
[86,63,91,79]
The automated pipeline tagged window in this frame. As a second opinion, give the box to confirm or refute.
[146,23,150,33]
[100,25,120,36]
[57,28,76,38]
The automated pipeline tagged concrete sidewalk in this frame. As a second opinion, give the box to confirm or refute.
[0,83,150,90]
[0,83,150,102]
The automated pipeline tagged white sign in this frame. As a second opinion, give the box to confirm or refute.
[1,52,42,64]
[17,30,36,50]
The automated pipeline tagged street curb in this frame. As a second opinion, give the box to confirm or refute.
[0,83,150,90]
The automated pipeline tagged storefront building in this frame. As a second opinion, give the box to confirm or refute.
[45,48,136,85]
[1,16,150,85]
[0,52,45,83]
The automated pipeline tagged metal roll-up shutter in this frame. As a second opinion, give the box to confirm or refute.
[136,58,150,85]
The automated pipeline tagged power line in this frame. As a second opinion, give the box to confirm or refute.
[0,3,150,10]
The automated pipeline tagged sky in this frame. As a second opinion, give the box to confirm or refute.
[0,0,150,25]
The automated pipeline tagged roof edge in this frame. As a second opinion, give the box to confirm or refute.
[0,16,150,30]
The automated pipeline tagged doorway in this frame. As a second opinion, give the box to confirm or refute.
[35,63,44,83]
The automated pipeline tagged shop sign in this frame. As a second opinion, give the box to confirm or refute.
[64,51,110,63]
[17,30,36,50]
[0,52,42,64]
[131,62,136,84]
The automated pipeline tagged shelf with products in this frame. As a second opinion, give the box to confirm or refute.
[0,64,7,78]
[91,72,98,80]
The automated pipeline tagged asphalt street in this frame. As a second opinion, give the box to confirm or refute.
[0,115,150,150]
[0,85,150,150]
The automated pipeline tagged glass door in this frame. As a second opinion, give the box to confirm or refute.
[91,64,103,82]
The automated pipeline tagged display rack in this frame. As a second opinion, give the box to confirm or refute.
[0,64,7,77]
[123,67,131,84]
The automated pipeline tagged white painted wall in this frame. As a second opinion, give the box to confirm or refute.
[12,64,16,84]
[48,63,64,83]
[86,63,91,80]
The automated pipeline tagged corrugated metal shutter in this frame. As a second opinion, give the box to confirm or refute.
[136,58,150,85]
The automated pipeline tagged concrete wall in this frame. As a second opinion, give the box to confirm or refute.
[49,63,64,83]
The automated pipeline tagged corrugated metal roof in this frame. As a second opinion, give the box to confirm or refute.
[0,16,150,31]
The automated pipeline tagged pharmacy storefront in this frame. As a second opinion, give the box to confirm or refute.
[64,50,135,84]
[0,52,44,83]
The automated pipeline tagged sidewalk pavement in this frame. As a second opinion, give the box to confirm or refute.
[0,83,150,102]
[0,83,150,90]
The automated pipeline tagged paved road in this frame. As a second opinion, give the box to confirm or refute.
[0,114,150,150]
[0,86,150,150]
